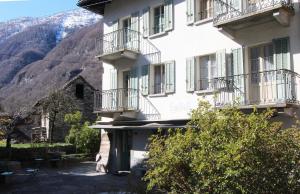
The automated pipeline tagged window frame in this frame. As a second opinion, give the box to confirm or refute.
[195,0,214,22]
[151,4,165,35]
[195,53,217,91]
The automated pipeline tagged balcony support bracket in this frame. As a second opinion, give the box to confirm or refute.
[273,8,293,27]
[218,27,235,40]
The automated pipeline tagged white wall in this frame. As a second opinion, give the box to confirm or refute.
[130,130,152,168]
[101,0,300,121]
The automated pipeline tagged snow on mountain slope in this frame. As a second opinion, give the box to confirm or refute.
[0,9,101,43]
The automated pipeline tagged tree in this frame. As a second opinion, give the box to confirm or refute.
[65,111,100,154]
[144,101,300,193]
[41,90,77,143]
[0,109,26,160]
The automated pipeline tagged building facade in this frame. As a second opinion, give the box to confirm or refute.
[78,0,300,173]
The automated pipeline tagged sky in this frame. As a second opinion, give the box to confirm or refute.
[0,0,78,22]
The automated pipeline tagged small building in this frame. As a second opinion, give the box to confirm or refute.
[33,75,97,142]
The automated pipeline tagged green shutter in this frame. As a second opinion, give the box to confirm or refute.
[232,48,245,104]
[112,20,119,52]
[129,67,139,109]
[186,0,195,25]
[273,37,290,101]
[142,7,150,37]
[131,12,140,51]
[273,37,290,70]
[164,0,174,31]
[165,61,176,93]
[141,65,149,95]
[216,49,226,78]
[110,69,117,89]
[186,57,195,92]
[110,69,118,109]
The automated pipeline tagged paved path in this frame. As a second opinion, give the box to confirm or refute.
[0,161,139,194]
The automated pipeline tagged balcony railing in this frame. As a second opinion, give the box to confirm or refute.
[211,69,300,107]
[96,29,161,64]
[213,0,293,26]
[94,88,139,112]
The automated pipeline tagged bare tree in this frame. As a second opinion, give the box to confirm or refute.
[40,90,77,143]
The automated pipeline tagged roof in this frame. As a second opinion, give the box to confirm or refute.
[91,119,189,130]
[62,75,96,91]
[91,123,187,130]
[77,0,112,15]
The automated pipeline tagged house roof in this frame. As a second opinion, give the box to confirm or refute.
[77,0,112,15]
[62,75,96,91]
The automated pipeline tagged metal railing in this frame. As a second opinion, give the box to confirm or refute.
[213,0,293,25]
[94,88,161,119]
[209,69,300,107]
[96,28,161,64]
[94,88,139,112]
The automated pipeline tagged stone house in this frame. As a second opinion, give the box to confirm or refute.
[34,75,97,142]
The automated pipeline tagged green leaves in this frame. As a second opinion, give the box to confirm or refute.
[145,101,300,193]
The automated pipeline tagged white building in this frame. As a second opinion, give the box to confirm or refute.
[78,0,299,173]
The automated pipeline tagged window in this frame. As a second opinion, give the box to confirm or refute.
[122,18,131,45]
[195,0,213,21]
[153,64,165,94]
[142,0,173,37]
[153,5,165,34]
[147,61,175,95]
[75,84,84,99]
[187,0,213,24]
[197,54,216,91]
[250,43,274,83]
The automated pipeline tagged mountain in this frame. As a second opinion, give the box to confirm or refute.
[0,9,103,113]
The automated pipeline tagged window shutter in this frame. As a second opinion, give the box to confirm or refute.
[112,20,119,52]
[129,67,139,109]
[216,49,226,78]
[141,65,149,95]
[273,37,290,70]
[110,68,117,89]
[142,7,150,37]
[165,61,176,93]
[131,12,140,51]
[232,48,245,104]
[164,0,174,31]
[131,12,139,32]
[109,68,118,109]
[186,57,195,92]
[273,37,290,101]
[186,0,195,25]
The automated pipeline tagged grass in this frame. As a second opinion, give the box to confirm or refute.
[0,140,72,149]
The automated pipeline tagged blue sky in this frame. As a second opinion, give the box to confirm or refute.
[0,0,78,22]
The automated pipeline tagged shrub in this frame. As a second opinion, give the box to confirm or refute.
[144,101,300,193]
[65,112,100,154]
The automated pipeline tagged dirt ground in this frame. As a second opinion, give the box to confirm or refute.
[0,161,144,194]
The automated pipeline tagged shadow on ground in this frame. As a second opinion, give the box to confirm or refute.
[0,161,144,194]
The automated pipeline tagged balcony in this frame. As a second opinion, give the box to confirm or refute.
[207,69,300,109]
[96,29,161,65]
[213,0,294,31]
[94,88,139,118]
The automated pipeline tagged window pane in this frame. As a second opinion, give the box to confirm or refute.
[200,56,209,90]
[154,5,164,34]
[154,65,163,94]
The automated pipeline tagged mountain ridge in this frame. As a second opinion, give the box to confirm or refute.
[0,9,103,113]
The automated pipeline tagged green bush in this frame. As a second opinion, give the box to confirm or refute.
[65,112,100,154]
[144,101,300,193]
